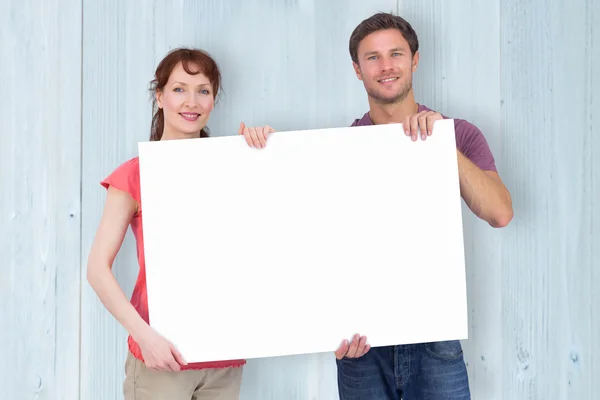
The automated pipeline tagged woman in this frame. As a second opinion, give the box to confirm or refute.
[86,47,272,399]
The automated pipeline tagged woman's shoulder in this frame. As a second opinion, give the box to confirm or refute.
[115,156,140,172]
[106,156,140,179]
[101,156,141,201]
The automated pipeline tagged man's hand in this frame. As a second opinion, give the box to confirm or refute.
[335,334,370,360]
[403,110,443,141]
[239,121,275,148]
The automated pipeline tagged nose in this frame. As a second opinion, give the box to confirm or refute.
[379,56,394,72]
[185,91,199,108]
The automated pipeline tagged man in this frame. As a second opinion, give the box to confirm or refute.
[240,12,513,399]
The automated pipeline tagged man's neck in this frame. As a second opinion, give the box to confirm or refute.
[367,91,419,125]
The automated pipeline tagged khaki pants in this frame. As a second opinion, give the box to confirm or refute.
[123,352,243,400]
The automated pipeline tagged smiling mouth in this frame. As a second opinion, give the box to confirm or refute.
[180,112,200,121]
[378,77,399,83]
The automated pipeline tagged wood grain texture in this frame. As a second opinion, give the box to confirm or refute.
[398,1,504,398]
[3,0,596,398]
[591,3,599,399]
[80,1,395,399]
[500,0,598,398]
[0,0,82,399]
[80,1,154,399]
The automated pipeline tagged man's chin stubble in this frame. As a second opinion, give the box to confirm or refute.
[368,85,412,106]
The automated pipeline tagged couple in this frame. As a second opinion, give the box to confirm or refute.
[87,11,513,400]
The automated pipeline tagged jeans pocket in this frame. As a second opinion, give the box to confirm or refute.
[424,340,464,360]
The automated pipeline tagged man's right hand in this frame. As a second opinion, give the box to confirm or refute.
[335,333,370,360]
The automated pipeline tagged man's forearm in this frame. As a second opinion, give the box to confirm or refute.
[456,150,513,227]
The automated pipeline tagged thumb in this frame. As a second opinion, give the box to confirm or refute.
[238,121,246,135]
[334,339,349,360]
[170,343,187,365]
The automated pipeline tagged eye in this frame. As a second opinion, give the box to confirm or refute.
[392,52,401,57]
[200,89,210,95]
[173,87,184,92]
[368,55,377,60]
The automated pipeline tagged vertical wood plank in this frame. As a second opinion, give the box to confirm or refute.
[501,0,598,398]
[0,0,82,399]
[398,1,504,398]
[80,1,155,399]
[591,3,599,399]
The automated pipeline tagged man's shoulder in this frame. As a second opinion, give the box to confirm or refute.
[350,112,372,127]
[421,105,485,142]
[429,107,497,171]
[348,105,485,139]
[452,118,484,141]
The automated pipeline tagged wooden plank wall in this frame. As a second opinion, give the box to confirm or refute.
[401,0,599,398]
[2,0,598,399]
[498,1,599,398]
[401,3,505,397]
[1,0,82,399]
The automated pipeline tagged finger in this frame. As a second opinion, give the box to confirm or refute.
[242,127,253,147]
[258,127,268,148]
[418,113,428,140]
[249,127,262,148]
[266,125,276,134]
[426,115,436,136]
[166,355,181,371]
[155,361,172,372]
[346,334,360,358]
[410,114,420,141]
[427,112,443,135]
[361,343,371,357]
[253,127,264,148]
[403,115,410,136]
[334,339,349,360]
[171,344,187,366]
[246,127,260,148]
[238,121,246,135]
[355,335,367,356]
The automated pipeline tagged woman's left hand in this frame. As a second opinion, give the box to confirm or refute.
[239,122,275,149]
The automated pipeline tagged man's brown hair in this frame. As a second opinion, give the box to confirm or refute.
[349,12,419,63]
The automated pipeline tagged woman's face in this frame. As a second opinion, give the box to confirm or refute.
[156,62,215,140]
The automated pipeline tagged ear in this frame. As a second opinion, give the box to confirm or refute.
[411,51,420,73]
[156,89,163,109]
[352,61,363,81]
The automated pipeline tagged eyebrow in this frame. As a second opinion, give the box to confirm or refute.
[363,47,407,57]
[172,81,211,87]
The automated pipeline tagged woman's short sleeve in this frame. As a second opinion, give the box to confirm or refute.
[100,157,141,205]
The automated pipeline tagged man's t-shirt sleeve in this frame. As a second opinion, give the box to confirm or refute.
[455,120,498,172]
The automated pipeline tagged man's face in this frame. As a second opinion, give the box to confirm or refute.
[353,29,418,105]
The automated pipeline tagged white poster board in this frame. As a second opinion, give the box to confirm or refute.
[138,120,468,363]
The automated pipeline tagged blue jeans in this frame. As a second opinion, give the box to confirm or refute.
[336,341,470,400]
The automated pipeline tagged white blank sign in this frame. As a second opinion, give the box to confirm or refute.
[138,119,468,363]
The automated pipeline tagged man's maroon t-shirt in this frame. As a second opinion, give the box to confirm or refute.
[350,104,497,172]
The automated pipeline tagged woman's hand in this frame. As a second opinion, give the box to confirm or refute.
[136,327,187,371]
[239,121,275,149]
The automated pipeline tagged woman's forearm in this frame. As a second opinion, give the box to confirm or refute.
[87,265,150,342]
